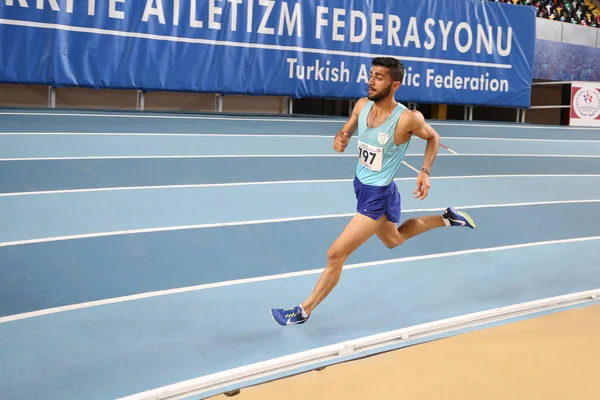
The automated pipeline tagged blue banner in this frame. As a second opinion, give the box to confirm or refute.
[0,0,536,108]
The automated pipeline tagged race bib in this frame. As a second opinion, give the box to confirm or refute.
[358,140,383,171]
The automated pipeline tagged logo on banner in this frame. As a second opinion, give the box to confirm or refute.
[573,87,600,120]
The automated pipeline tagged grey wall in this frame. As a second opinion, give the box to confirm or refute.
[536,18,600,48]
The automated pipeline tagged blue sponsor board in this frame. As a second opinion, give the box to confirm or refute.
[0,0,536,107]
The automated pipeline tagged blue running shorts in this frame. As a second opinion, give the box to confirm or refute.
[353,176,401,223]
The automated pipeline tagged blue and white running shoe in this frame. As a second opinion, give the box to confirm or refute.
[442,207,476,229]
[270,306,309,326]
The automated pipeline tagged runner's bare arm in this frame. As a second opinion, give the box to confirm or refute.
[395,110,440,200]
[396,110,440,172]
[333,98,369,153]
[410,111,440,173]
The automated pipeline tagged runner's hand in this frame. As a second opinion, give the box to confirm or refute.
[413,172,431,200]
[333,131,351,152]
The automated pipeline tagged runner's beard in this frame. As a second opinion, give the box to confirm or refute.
[368,84,392,101]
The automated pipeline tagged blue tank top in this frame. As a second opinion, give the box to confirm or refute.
[355,101,410,186]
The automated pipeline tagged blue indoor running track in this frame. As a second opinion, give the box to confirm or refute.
[1,109,600,400]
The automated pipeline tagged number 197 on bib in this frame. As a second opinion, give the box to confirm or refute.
[357,141,383,171]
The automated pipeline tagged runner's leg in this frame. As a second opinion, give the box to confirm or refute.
[376,214,446,248]
[301,212,385,314]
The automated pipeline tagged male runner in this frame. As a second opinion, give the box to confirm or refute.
[270,57,475,326]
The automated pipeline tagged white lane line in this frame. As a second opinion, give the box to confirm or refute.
[1,235,599,325]
[2,153,600,162]
[401,161,420,174]
[0,178,359,197]
[443,136,600,143]
[0,111,346,123]
[432,174,600,180]
[2,133,600,146]
[115,287,600,400]
[0,132,339,138]
[0,154,358,161]
[2,174,600,197]
[444,154,600,158]
[440,143,459,155]
[3,111,600,130]
[1,132,600,143]
[1,199,599,249]
[429,122,600,131]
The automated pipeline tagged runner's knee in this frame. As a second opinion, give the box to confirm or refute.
[382,235,404,249]
[326,246,347,267]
